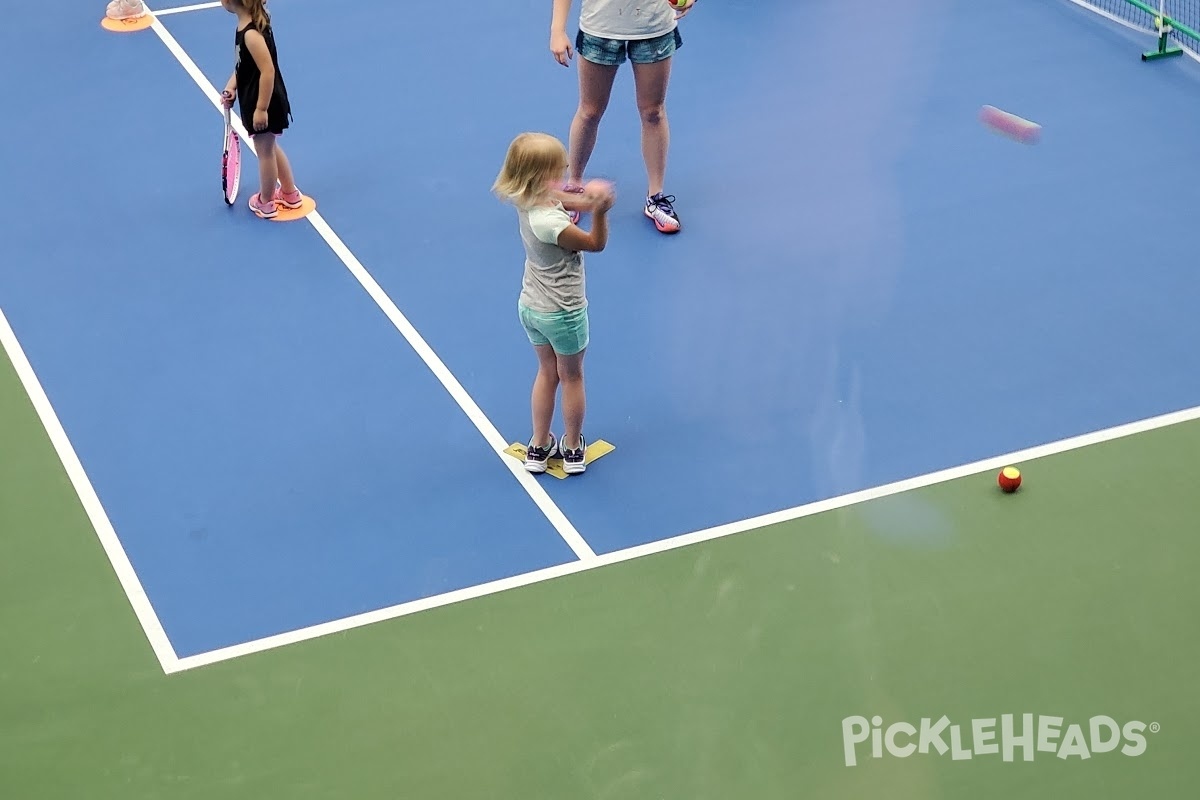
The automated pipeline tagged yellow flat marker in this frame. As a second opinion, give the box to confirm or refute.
[503,440,615,478]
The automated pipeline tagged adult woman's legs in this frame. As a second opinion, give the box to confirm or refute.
[568,58,620,187]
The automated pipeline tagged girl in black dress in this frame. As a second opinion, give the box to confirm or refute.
[219,0,304,219]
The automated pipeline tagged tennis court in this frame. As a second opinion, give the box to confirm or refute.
[2,0,1198,796]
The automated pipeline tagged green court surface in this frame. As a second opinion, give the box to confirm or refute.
[2,345,1197,798]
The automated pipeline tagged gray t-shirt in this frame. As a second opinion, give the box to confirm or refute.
[517,202,587,313]
[580,0,677,40]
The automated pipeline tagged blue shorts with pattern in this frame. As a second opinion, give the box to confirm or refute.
[575,27,683,67]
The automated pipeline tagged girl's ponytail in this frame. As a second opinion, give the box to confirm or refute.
[247,0,270,31]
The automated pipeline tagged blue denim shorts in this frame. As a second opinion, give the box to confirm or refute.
[575,28,682,67]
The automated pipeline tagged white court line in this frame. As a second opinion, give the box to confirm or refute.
[145,11,596,562]
[0,309,182,674]
[169,402,1200,673]
[153,1,221,15]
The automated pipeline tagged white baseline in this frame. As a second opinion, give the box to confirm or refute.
[171,402,1200,673]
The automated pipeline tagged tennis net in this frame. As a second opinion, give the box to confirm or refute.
[1070,0,1200,60]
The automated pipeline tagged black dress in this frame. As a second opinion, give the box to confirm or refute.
[234,21,292,136]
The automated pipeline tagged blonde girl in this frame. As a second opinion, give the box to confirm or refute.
[493,132,615,475]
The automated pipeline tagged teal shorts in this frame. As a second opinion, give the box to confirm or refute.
[518,304,589,355]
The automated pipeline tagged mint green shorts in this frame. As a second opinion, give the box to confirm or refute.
[518,303,589,356]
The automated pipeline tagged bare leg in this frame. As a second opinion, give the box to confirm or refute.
[631,56,673,197]
[556,350,586,450]
[531,344,560,447]
[568,58,620,186]
[253,133,280,204]
[273,143,298,195]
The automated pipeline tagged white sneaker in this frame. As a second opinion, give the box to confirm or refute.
[644,192,681,234]
[559,434,587,475]
[523,435,561,474]
[106,0,147,20]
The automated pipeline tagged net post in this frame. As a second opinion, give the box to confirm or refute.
[1141,8,1182,60]
[1132,2,1190,61]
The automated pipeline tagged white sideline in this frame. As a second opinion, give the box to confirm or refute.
[146,10,596,562]
[0,309,182,673]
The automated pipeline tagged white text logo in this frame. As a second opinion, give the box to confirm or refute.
[842,714,1159,767]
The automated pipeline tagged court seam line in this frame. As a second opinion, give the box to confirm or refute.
[145,11,597,562]
[168,403,1200,673]
[0,309,182,673]
[153,1,221,15]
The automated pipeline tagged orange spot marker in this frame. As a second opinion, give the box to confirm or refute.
[101,14,154,33]
[997,466,1022,493]
[270,196,318,223]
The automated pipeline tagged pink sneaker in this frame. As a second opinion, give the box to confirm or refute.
[274,186,304,209]
[248,193,278,219]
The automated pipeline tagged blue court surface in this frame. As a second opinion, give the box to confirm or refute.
[3,0,1200,660]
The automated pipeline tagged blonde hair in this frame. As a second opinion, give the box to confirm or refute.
[492,132,567,208]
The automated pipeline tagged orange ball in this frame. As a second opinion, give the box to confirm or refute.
[997,466,1022,493]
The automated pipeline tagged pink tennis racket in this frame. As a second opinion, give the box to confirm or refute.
[222,101,241,205]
